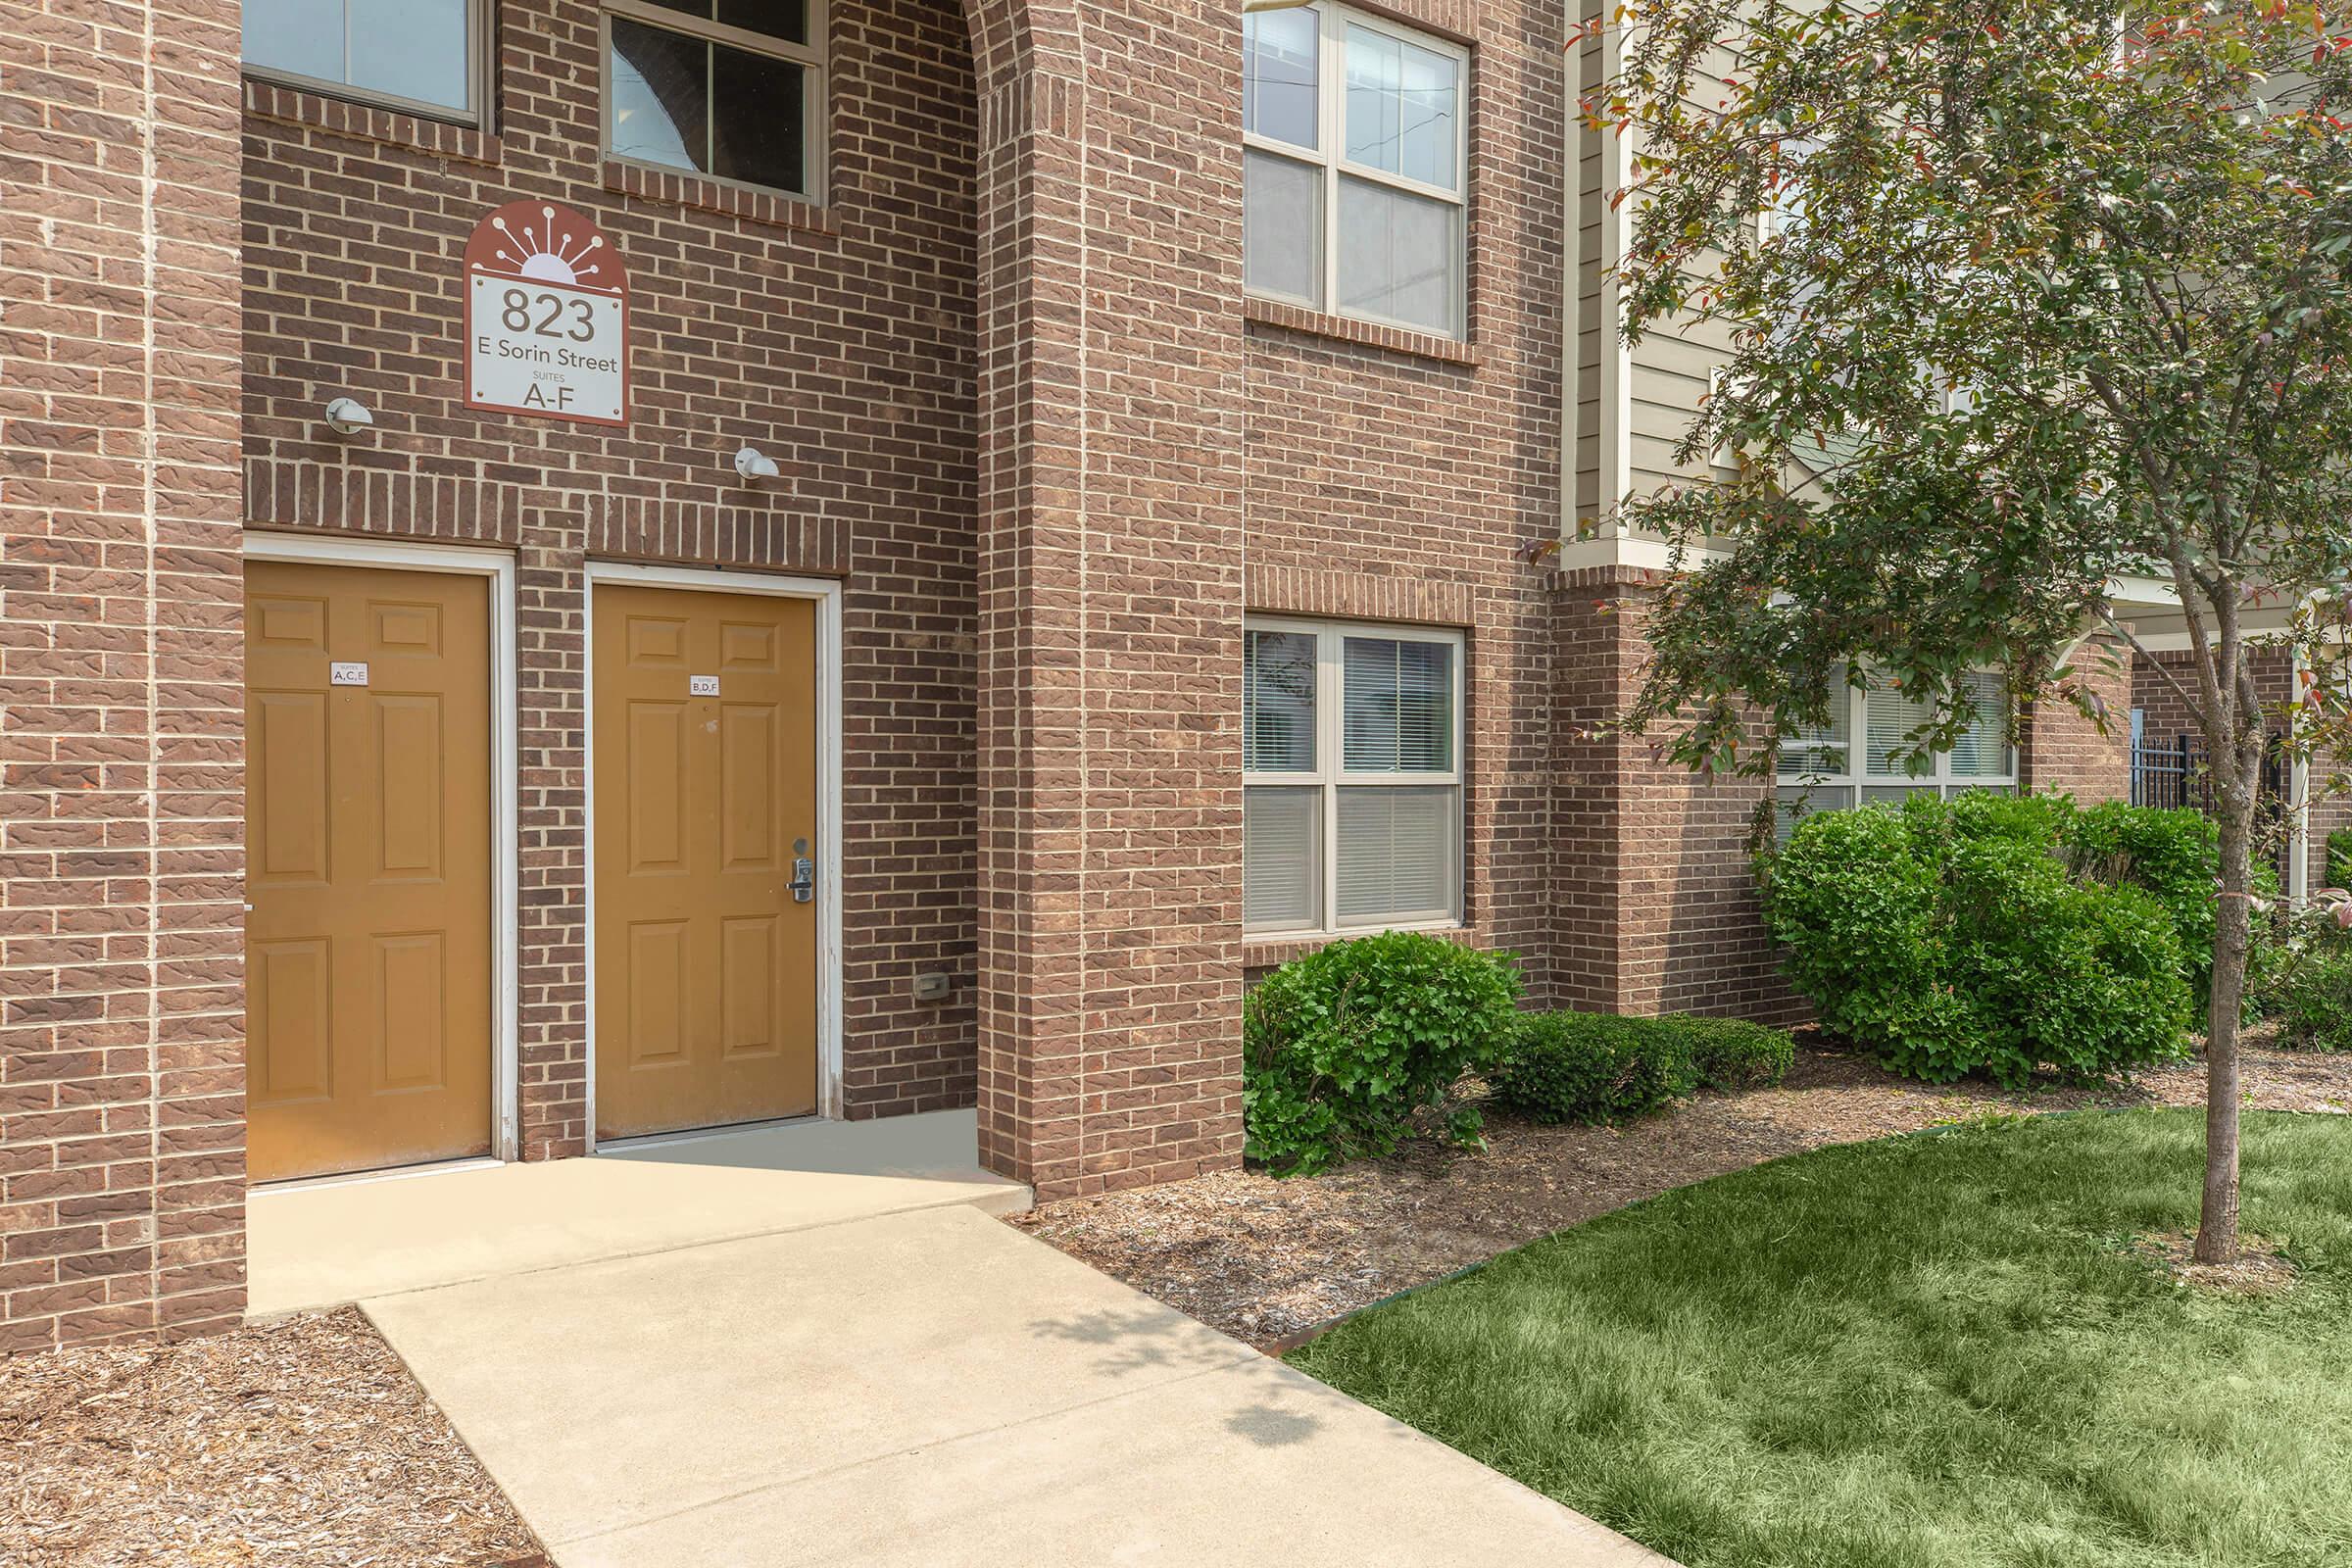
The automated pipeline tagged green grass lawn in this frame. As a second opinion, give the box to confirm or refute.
[1287,1109,2352,1568]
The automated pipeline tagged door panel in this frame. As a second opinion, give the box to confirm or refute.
[594,584,818,1140]
[244,561,495,1181]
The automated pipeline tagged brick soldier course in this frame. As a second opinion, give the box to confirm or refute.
[2,0,2138,1352]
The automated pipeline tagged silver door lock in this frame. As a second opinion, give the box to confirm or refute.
[790,838,814,904]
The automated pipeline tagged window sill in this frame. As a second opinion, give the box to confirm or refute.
[1242,296,1481,368]
[1244,924,1475,971]
[602,160,835,234]
[243,77,501,167]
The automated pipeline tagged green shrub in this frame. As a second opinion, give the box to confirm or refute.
[2328,827,2352,891]
[1764,793,2196,1088]
[1939,834,2195,1084]
[2063,800,2278,1012]
[1667,1014,1796,1090]
[1763,805,1963,1057]
[1489,1011,1696,1125]
[2268,948,2352,1051]
[2250,896,2352,1052]
[1243,931,1523,1176]
[2064,802,2219,994]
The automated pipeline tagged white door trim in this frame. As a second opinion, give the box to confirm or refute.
[239,530,524,1169]
[582,562,847,1151]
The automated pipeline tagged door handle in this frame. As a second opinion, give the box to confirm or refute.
[790,837,814,905]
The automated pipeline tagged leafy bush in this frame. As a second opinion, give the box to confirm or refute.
[1939,834,2195,1084]
[2268,950,2352,1052]
[1489,1011,1696,1125]
[1668,1014,1796,1090]
[1764,793,2196,1088]
[2251,893,2352,1052]
[2328,827,2352,892]
[2064,801,2224,1003]
[1243,932,1523,1176]
[1763,806,1961,1055]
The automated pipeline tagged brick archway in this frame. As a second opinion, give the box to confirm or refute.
[955,0,1251,1200]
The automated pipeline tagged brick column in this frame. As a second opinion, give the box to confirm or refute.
[1,0,247,1349]
[2021,632,2132,805]
[1550,570,1800,1023]
[966,0,1247,1199]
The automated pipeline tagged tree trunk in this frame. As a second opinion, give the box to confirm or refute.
[2195,774,2258,1265]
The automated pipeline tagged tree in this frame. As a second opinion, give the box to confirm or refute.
[1591,0,2352,1261]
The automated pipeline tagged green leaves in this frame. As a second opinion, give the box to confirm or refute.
[1602,0,2352,794]
[1487,1010,1795,1125]
[1242,933,1524,1177]
[1766,794,2197,1087]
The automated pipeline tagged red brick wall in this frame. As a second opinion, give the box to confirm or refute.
[1236,0,1562,999]
[6,0,1915,1355]
[1549,570,1802,1023]
[2020,633,2132,804]
[238,0,983,1154]
[1,0,249,1351]
[969,0,1251,1200]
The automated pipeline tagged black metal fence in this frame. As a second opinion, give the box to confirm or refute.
[2129,733,2200,810]
[2129,731,2287,815]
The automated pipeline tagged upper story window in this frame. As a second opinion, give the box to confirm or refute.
[1244,617,1465,936]
[1776,667,2016,840]
[1243,5,1468,340]
[243,0,481,122]
[605,1,826,202]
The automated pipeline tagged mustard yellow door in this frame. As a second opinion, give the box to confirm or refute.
[593,585,819,1141]
[244,561,496,1182]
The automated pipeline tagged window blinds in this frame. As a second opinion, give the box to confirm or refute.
[1342,636,1452,772]
[1335,786,1454,922]
[1864,673,1935,777]
[1243,786,1321,929]
[1244,628,1317,771]
[1948,668,2012,778]
[1777,691,1851,778]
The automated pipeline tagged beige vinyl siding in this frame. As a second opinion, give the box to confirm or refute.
[1570,24,1607,531]
[1569,24,1744,545]
[1623,35,1744,507]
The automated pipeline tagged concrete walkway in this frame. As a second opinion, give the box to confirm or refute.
[259,1116,1672,1566]
[247,1110,1029,1315]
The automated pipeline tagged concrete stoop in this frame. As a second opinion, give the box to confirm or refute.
[247,1109,1029,1317]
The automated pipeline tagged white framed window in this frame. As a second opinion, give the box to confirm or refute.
[1776,667,2017,839]
[1244,616,1465,935]
[243,0,485,122]
[604,0,827,203]
[1242,4,1469,340]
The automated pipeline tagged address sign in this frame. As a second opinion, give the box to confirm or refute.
[464,201,630,427]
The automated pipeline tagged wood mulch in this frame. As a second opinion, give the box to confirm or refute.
[0,1305,543,1568]
[1009,1037,2352,1351]
[2133,1228,2302,1296]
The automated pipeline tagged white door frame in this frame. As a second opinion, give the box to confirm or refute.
[239,530,523,1167]
[582,562,847,1150]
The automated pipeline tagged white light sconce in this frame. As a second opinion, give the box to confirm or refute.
[734,445,780,481]
[322,397,374,436]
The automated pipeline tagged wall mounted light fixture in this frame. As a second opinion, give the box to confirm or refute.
[322,397,374,436]
[734,445,780,481]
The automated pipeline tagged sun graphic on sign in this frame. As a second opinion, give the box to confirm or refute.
[484,205,609,286]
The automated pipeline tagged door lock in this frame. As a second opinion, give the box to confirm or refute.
[790,837,814,904]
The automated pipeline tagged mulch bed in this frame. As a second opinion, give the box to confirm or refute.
[2133,1228,2302,1296]
[0,1306,543,1568]
[1009,1037,2352,1351]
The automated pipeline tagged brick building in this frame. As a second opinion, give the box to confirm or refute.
[1,0,2132,1352]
